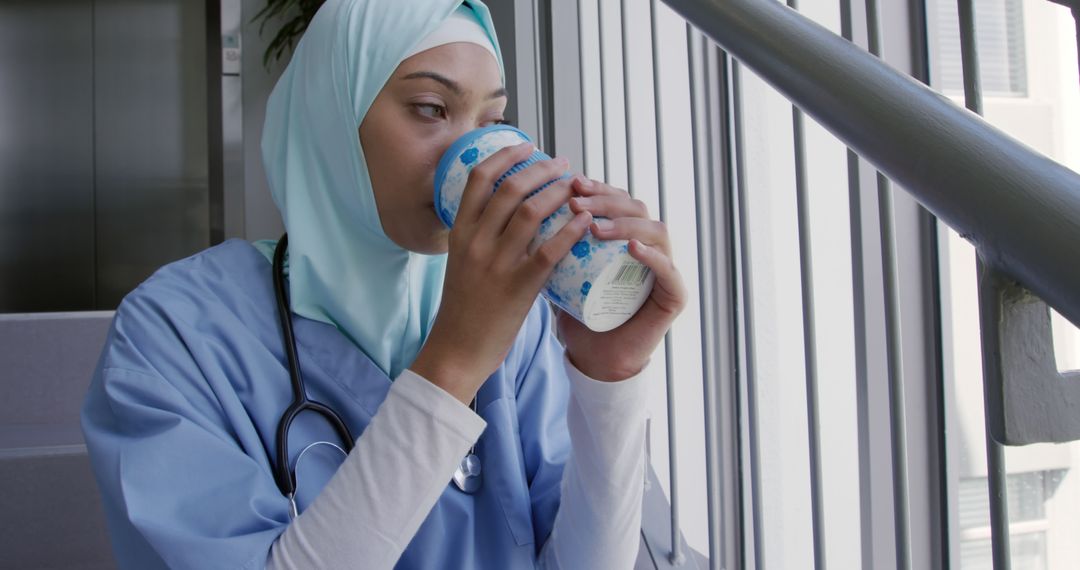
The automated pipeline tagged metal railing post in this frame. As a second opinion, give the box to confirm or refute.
[597,0,612,182]
[646,0,684,564]
[532,0,546,152]
[727,57,765,570]
[836,0,877,565]
[782,0,827,564]
[688,26,722,570]
[955,0,1013,567]
[975,262,1013,570]
[690,30,744,570]
[619,0,635,197]
[576,0,589,175]
[862,0,913,564]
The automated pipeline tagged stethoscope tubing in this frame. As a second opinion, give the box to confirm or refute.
[272,234,356,502]
[270,233,481,514]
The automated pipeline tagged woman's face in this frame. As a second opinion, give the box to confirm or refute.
[359,42,507,254]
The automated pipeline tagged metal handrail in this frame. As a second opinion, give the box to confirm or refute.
[660,0,1080,330]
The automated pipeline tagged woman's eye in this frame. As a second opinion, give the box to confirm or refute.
[414,103,446,120]
[413,103,510,127]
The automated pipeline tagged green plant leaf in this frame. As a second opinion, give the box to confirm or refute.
[253,0,325,69]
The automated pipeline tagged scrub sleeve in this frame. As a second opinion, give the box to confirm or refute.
[81,240,650,569]
[267,355,649,570]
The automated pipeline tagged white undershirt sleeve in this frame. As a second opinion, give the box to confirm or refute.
[538,354,650,570]
[266,355,648,570]
[266,369,486,570]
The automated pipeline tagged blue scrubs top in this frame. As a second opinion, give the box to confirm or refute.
[81,240,571,569]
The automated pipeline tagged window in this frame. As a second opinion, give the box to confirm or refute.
[957,471,1064,569]
[934,0,1028,96]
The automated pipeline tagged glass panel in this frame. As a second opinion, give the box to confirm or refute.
[959,538,994,570]
[1006,472,1047,522]
[0,0,209,313]
[930,0,1080,567]
[0,1,96,312]
[961,533,1048,570]
[956,472,1057,569]
[1011,533,1049,570]
[958,473,1051,530]
[933,0,1028,96]
[93,0,210,309]
[1051,309,1080,374]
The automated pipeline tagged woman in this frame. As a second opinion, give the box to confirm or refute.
[81,0,686,568]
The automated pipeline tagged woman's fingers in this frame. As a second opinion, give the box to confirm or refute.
[497,176,575,253]
[565,187,673,255]
[456,141,535,227]
[568,194,649,220]
[528,211,593,279]
[479,157,571,238]
[570,175,624,197]
[575,215,672,257]
[627,239,686,314]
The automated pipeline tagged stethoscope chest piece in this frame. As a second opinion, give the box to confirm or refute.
[453,452,482,494]
[453,396,482,494]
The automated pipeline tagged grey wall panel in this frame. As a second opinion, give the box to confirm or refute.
[0,1,96,313]
[0,312,116,568]
[1,450,117,569]
[93,0,209,308]
[0,312,112,430]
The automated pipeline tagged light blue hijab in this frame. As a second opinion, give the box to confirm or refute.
[257,0,505,379]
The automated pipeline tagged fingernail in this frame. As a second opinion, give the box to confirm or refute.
[556,156,570,169]
[594,218,613,231]
[575,175,594,189]
[572,197,591,208]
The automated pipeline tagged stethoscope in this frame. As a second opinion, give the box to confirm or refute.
[271,234,482,519]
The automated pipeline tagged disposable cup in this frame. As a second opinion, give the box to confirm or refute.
[434,125,654,332]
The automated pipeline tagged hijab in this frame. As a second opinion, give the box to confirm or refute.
[257,0,505,379]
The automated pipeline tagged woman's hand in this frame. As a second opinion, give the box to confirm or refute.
[558,176,688,382]
[412,143,593,404]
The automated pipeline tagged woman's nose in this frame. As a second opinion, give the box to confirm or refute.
[452,122,478,141]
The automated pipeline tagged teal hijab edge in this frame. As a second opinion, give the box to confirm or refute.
[254,0,504,380]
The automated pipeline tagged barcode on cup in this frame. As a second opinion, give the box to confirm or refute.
[613,262,650,286]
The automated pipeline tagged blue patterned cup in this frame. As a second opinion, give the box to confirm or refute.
[434,125,654,332]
